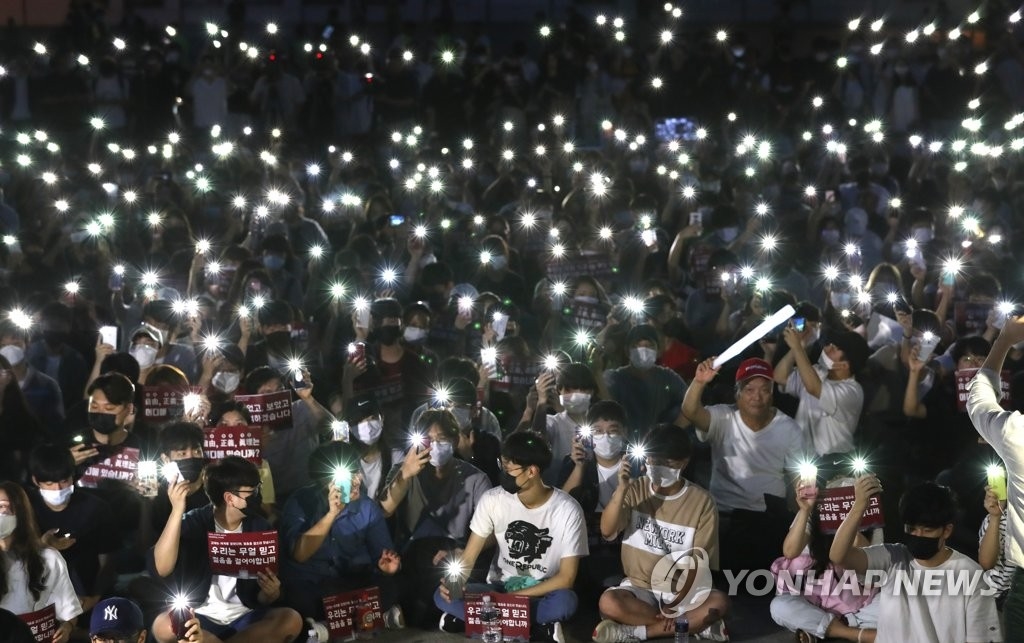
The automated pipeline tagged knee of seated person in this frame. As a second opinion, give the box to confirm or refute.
[268,607,303,634]
[598,590,624,617]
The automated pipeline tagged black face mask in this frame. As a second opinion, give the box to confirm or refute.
[499,470,522,495]
[375,326,401,346]
[175,458,206,483]
[88,412,120,435]
[264,331,291,353]
[904,532,942,560]
[238,490,263,517]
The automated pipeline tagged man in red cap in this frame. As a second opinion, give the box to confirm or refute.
[682,356,808,571]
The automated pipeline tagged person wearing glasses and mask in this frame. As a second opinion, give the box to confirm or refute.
[435,431,587,643]
[149,457,302,643]
[379,409,491,628]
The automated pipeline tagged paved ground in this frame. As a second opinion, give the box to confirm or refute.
[367,594,794,642]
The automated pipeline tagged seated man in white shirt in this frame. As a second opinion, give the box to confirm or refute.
[830,478,1003,643]
[435,431,589,643]
[774,326,867,461]
[682,357,808,572]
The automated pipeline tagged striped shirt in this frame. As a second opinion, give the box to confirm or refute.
[979,513,1013,598]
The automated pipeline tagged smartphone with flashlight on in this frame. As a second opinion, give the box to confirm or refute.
[578,428,594,461]
[333,469,352,503]
[170,599,194,640]
[347,341,366,364]
[916,332,940,362]
[443,558,466,600]
[389,214,405,227]
[289,368,310,389]
[414,434,432,454]
[793,317,806,332]
[99,325,119,348]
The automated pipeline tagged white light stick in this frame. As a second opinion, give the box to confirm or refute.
[712,305,795,369]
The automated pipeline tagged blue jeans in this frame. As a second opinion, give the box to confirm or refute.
[196,608,267,639]
[433,582,578,625]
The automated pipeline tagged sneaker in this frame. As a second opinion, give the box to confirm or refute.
[304,617,329,643]
[438,612,465,634]
[546,621,565,643]
[384,605,405,630]
[592,619,642,642]
[694,619,730,641]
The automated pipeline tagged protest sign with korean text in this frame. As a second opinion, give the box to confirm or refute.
[142,386,203,420]
[464,593,530,642]
[207,530,278,577]
[203,425,263,464]
[955,368,1011,412]
[17,604,57,643]
[322,587,384,640]
[818,486,884,534]
[235,391,293,429]
[78,447,140,488]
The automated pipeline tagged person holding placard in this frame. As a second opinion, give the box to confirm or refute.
[149,457,302,643]
[279,442,405,629]
[0,481,81,643]
[435,431,588,643]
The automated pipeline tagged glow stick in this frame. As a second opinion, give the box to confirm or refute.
[712,305,795,369]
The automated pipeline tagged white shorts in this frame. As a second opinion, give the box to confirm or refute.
[603,578,674,608]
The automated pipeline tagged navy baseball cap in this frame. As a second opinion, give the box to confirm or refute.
[90,597,144,637]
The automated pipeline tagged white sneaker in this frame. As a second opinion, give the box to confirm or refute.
[694,619,730,641]
[304,617,329,643]
[384,605,405,630]
[549,621,565,643]
[592,619,642,642]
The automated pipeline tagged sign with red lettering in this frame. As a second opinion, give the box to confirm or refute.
[18,604,57,643]
[235,391,293,429]
[464,593,531,642]
[563,300,610,331]
[78,447,140,488]
[142,386,204,420]
[207,530,279,577]
[817,486,884,535]
[322,587,384,640]
[203,426,263,464]
[955,368,1011,412]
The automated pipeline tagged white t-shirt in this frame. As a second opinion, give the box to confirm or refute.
[0,548,82,622]
[784,366,863,456]
[862,544,1003,643]
[696,404,807,512]
[195,521,252,626]
[470,487,589,584]
[543,412,582,484]
[596,462,619,511]
[361,455,383,500]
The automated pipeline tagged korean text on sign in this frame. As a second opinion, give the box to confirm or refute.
[207,530,279,577]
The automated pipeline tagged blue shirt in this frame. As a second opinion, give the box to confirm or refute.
[279,483,393,585]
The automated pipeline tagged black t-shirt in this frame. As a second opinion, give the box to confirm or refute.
[27,486,116,594]
[151,482,211,531]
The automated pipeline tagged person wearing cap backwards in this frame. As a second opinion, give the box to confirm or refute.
[141,299,199,381]
[682,356,808,571]
[90,596,203,643]
[774,325,867,460]
[603,324,689,438]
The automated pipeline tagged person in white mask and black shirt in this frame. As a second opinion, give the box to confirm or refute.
[603,324,689,438]
[379,409,490,628]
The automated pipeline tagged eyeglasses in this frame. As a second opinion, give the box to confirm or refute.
[229,484,262,498]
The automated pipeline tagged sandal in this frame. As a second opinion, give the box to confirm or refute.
[796,630,821,643]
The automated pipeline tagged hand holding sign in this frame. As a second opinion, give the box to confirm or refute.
[256,568,282,602]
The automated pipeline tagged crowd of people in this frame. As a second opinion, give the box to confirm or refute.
[2,1,1024,642]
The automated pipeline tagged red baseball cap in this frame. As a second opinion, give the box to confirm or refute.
[735,358,773,383]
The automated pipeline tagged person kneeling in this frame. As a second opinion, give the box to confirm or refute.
[595,424,729,641]
[148,457,303,643]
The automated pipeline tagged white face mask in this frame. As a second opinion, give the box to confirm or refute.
[717,226,739,243]
[403,327,428,344]
[430,441,454,467]
[649,465,682,488]
[0,344,24,366]
[630,347,657,369]
[0,514,16,539]
[819,351,835,370]
[130,344,158,368]
[452,407,473,430]
[212,371,241,393]
[559,392,591,416]
[356,418,383,444]
[593,434,625,459]
[39,486,74,507]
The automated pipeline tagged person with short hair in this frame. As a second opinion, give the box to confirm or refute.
[151,422,211,529]
[533,363,599,484]
[149,457,303,643]
[682,357,808,571]
[435,431,588,643]
[27,444,116,613]
[595,424,729,642]
[830,479,1002,642]
[278,442,405,628]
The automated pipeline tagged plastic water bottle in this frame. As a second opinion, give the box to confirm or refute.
[674,615,689,642]
[481,596,503,643]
